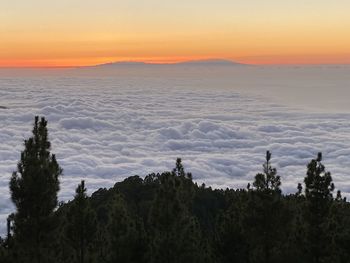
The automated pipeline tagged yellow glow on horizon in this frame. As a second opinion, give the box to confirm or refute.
[1,0,350,67]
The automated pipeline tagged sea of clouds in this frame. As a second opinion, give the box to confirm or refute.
[0,65,350,234]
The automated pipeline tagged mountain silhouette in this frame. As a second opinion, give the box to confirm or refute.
[92,59,246,68]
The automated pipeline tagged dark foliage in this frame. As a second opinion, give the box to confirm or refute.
[1,117,350,263]
[65,180,97,263]
[8,116,61,263]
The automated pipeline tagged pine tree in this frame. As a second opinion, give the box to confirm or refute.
[304,153,334,201]
[66,180,97,263]
[172,158,194,207]
[9,116,61,263]
[244,151,287,263]
[253,151,281,193]
[172,158,192,180]
[148,165,206,263]
[303,152,335,263]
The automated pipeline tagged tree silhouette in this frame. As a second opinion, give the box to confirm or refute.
[253,151,281,193]
[303,152,334,263]
[107,193,144,263]
[9,116,62,263]
[66,180,97,263]
[148,160,206,263]
[245,151,286,263]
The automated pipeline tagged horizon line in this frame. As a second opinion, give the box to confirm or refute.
[1,58,350,69]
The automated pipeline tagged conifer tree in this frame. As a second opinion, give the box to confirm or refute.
[245,151,286,263]
[253,151,281,193]
[303,152,334,263]
[172,158,193,180]
[304,153,334,201]
[172,158,194,207]
[9,116,61,263]
[148,167,205,263]
[66,180,97,263]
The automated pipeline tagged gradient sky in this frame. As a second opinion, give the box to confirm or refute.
[1,0,350,67]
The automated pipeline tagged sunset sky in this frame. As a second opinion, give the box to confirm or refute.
[1,0,350,67]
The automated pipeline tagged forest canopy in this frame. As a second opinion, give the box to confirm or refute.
[1,116,350,263]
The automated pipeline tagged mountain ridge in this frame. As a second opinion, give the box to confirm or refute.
[91,59,247,68]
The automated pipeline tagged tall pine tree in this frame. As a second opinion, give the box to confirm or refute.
[303,152,334,263]
[9,116,62,263]
[244,151,287,263]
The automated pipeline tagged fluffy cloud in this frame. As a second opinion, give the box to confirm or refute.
[0,66,350,235]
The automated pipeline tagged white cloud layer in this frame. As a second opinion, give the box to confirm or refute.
[0,65,350,235]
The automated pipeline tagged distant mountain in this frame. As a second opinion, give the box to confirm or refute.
[92,59,246,68]
[91,61,147,67]
[175,59,245,66]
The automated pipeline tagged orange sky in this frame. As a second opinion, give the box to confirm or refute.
[1,0,350,67]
